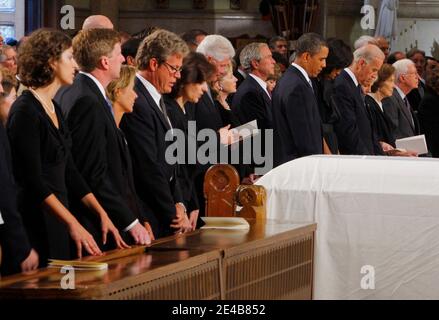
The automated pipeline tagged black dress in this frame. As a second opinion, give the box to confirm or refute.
[165,97,199,212]
[365,95,395,147]
[6,90,90,266]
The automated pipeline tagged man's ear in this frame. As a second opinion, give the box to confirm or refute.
[99,55,110,71]
[149,57,160,72]
[250,58,259,70]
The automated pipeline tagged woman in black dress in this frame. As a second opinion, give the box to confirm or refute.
[164,52,216,231]
[106,65,155,240]
[7,29,127,266]
[365,64,417,156]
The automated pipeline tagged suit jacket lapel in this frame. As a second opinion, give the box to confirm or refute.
[248,76,272,121]
[135,78,171,130]
[79,74,118,130]
[393,90,415,131]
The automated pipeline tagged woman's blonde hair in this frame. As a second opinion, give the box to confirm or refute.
[106,65,137,102]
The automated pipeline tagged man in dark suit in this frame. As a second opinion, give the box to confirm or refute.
[57,28,151,246]
[120,30,192,238]
[232,42,275,174]
[193,35,240,216]
[333,44,385,155]
[383,59,420,139]
[272,33,328,166]
[406,49,426,113]
[0,124,38,275]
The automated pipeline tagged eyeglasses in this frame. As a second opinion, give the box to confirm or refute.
[162,61,183,74]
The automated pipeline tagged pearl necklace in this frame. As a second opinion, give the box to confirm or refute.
[29,88,55,114]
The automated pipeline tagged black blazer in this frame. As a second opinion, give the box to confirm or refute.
[382,88,419,140]
[232,75,273,131]
[120,77,182,237]
[333,70,383,155]
[365,95,395,147]
[419,87,439,157]
[406,80,425,113]
[272,65,323,166]
[0,124,31,275]
[57,74,137,242]
[165,97,199,212]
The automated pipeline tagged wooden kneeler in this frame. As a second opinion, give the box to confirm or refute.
[203,164,266,220]
[203,164,240,217]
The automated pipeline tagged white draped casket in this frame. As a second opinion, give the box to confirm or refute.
[257,155,439,299]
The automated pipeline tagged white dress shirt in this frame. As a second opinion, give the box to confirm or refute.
[292,63,313,89]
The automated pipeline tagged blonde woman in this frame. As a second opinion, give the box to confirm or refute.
[107,65,155,240]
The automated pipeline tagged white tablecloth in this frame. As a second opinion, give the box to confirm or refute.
[257,155,439,299]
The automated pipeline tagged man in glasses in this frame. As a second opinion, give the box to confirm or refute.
[121,29,192,238]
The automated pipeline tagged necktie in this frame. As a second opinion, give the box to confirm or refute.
[403,97,415,127]
[159,97,173,130]
[105,97,115,117]
[308,79,314,93]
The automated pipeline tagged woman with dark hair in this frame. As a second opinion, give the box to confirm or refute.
[419,66,439,157]
[164,52,216,231]
[315,38,353,154]
[365,64,397,148]
[7,29,127,266]
[366,64,417,156]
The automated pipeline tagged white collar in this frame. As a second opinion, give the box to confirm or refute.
[395,85,406,100]
[249,73,271,98]
[80,71,108,101]
[238,68,247,79]
[344,68,359,87]
[136,73,162,108]
[292,63,312,85]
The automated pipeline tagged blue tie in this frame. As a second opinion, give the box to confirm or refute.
[105,97,115,117]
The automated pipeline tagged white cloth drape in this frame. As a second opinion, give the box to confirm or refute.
[375,0,399,40]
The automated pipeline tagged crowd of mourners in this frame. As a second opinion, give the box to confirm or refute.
[1,15,438,276]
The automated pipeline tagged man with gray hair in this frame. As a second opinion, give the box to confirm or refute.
[354,35,378,50]
[272,33,328,166]
[382,59,420,139]
[120,29,192,237]
[193,34,240,217]
[333,44,385,155]
[82,15,114,30]
[231,42,275,173]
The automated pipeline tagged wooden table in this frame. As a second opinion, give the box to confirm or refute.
[0,220,316,300]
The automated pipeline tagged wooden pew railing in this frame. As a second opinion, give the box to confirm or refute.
[203,164,266,220]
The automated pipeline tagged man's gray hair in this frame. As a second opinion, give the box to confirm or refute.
[196,34,235,61]
[393,58,415,84]
[354,35,378,50]
[295,33,326,56]
[240,42,268,73]
[353,44,385,64]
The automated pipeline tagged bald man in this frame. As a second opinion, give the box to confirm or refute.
[375,36,390,61]
[82,15,114,30]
